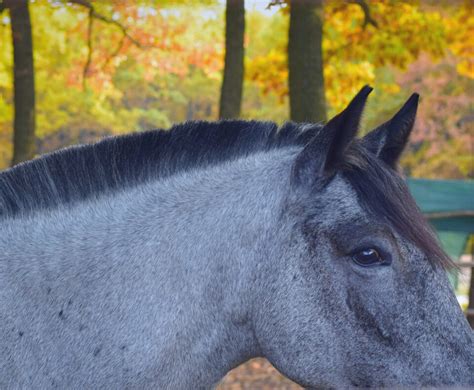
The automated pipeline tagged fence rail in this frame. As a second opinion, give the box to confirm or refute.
[457,262,474,267]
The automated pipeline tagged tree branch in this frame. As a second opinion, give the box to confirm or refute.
[82,8,93,89]
[266,0,286,9]
[66,0,145,86]
[67,0,143,47]
[350,0,378,29]
[102,33,126,70]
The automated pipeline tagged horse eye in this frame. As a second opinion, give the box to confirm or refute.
[352,248,384,267]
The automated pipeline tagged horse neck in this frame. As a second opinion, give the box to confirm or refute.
[1,147,297,388]
[138,148,296,383]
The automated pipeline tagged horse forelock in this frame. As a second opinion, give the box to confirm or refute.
[340,142,453,270]
[0,120,320,218]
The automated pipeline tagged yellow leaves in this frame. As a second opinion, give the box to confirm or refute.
[0,70,10,89]
[380,83,400,95]
[325,0,447,69]
[325,60,375,114]
[445,3,473,78]
[247,0,462,112]
[246,50,288,101]
[323,3,368,60]
[456,61,473,79]
[0,21,12,169]
[403,137,473,179]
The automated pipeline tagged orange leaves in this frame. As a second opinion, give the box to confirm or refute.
[60,2,222,92]
[246,50,288,102]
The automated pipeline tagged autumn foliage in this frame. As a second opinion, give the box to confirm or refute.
[0,1,472,178]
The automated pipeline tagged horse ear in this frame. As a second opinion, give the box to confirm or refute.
[362,93,419,168]
[292,85,372,187]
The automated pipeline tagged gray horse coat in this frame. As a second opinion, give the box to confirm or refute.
[0,87,472,388]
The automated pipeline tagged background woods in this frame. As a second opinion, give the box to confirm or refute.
[0,0,472,177]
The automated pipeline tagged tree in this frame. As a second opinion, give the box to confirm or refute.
[219,0,245,119]
[288,0,326,122]
[0,1,225,170]
[3,0,36,166]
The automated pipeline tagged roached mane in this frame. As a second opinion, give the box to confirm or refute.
[0,120,451,269]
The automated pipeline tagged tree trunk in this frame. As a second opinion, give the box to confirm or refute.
[6,0,36,165]
[288,0,326,123]
[219,0,245,119]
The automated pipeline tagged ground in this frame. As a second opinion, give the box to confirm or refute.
[218,358,302,389]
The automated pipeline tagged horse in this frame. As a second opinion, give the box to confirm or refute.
[0,86,472,389]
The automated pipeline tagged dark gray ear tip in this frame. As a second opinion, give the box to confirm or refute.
[361,91,419,166]
[406,93,420,108]
[408,92,420,105]
[394,93,420,120]
[344,85,373,112]
[357,85,373,99]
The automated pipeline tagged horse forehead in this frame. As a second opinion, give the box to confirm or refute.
[316,176,366,221]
